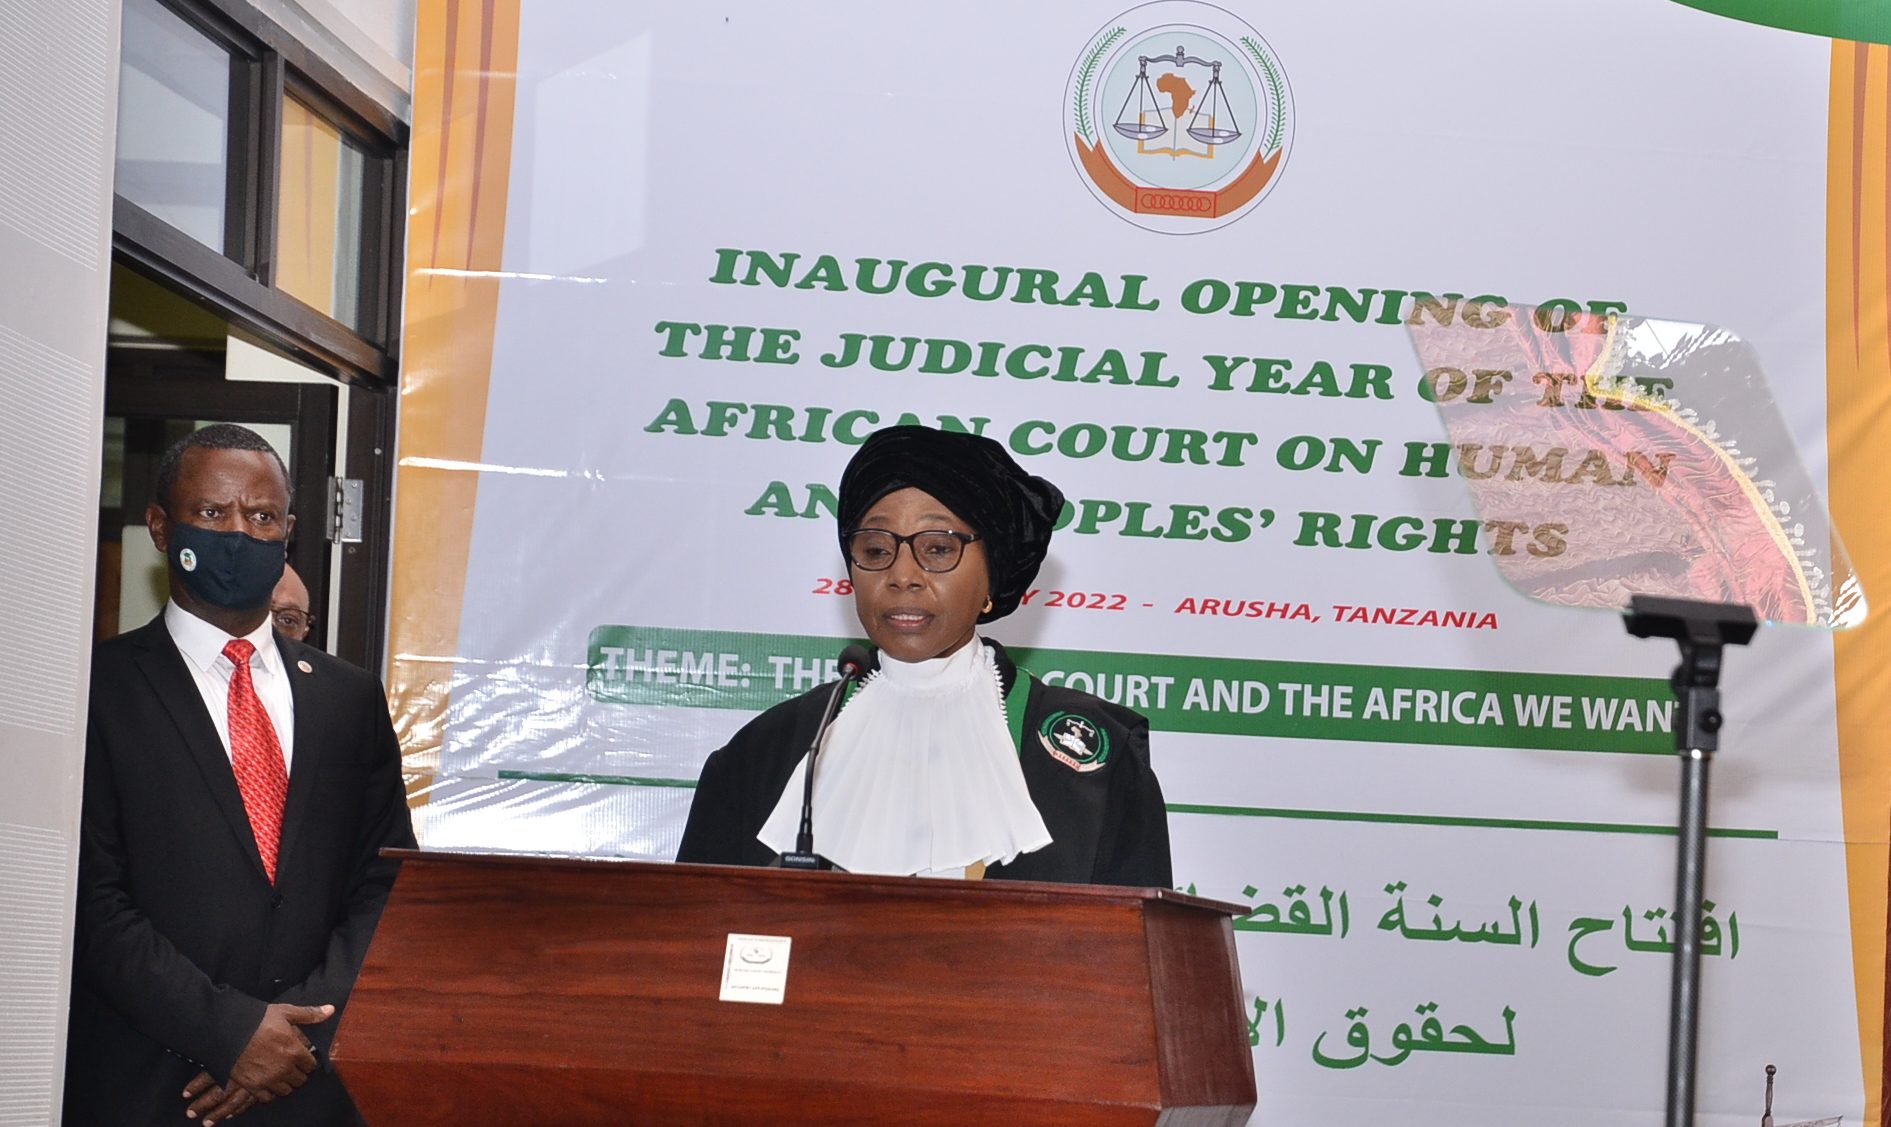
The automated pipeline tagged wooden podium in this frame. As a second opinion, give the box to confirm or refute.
[331,850,1256,1125]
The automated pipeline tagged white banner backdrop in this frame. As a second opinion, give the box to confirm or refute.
[391,3,1866,1123]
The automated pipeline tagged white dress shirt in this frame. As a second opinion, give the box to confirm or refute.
[164,601,297,776]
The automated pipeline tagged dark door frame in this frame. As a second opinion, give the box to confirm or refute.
[109,0,408,674]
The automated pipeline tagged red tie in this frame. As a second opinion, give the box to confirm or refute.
[223,639,289,882]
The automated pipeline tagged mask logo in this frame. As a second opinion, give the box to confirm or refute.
[165,520,286,611]
[1038,711,1111,772]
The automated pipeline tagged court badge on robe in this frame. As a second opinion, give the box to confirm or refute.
[1039,712,1111,772]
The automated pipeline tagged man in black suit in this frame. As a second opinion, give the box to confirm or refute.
[66,424,415,1126]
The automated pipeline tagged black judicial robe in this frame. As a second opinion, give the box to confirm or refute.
[676,640,1172,887]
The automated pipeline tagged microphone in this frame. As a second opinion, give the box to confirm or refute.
[776,643,874,871]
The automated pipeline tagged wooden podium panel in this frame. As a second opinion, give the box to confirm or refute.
[332,850,1255,1126]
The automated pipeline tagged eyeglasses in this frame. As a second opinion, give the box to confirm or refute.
[843,529,980,573]
[271,608,312,636]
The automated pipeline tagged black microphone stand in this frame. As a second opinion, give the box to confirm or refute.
[776,647,871,871]
[1623,595,1757,1127]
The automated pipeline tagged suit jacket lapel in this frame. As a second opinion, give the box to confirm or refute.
[275,634,328,879]
[128,618,271,883]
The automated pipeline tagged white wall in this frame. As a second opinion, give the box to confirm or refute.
[0,0,120,1122]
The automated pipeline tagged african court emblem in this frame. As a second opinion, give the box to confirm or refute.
[1064,2,1294,233]
[1039,711,1111,773]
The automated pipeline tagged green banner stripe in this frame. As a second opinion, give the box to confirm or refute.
[586,625,1678,754]
[1669,0,1891,45]
[492,772,1775,840]
[1166,802,1777,840]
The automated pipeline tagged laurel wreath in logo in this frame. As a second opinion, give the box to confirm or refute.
[1072,26,1125,144]
[1039,710,1110,770]
[1240,36,1287,155]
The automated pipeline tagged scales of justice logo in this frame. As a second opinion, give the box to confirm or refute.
[1064,1,1294,233]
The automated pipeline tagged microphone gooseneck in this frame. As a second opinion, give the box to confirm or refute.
[779,643,873,870]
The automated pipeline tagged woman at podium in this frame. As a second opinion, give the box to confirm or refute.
[676,424,1172,886]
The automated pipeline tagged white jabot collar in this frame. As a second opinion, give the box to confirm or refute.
[758,637,1052,876]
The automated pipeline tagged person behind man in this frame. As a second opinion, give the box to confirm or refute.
[66,424,415,1126]
[677,424,1171,885]
[271,565,312,644]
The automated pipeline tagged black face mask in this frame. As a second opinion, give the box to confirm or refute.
[165,518,287,611]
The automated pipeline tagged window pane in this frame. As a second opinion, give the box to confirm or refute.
[115,0,231,251]
[277,96,369,329]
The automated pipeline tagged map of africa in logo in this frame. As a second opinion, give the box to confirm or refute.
[1064,2,1294,233]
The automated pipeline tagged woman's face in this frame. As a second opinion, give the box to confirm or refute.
[849,487,990,663]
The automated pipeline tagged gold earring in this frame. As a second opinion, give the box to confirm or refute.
[983,597,994,613]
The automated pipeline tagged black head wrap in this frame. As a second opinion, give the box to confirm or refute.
[837,425,1065,622]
